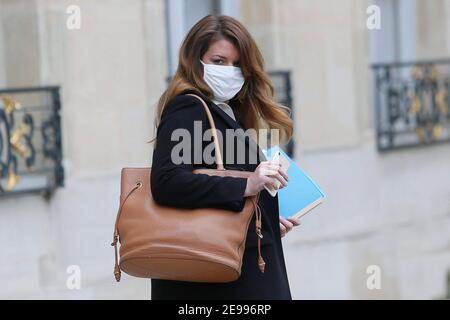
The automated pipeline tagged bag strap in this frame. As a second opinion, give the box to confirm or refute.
[111,180,142,282]
[186,94,225,171]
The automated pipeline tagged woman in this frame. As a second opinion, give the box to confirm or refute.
[150,14,300,300]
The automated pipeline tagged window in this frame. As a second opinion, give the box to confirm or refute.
[165,0,240,76]
[369,0,417,64]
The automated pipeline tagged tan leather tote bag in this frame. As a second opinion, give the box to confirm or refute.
[111,94,265,283]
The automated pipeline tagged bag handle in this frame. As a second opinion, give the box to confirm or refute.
[186,94,225,171]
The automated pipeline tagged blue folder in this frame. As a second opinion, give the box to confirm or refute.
[262,146,326,219]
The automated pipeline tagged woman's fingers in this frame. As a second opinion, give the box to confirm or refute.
[260,166,288,186]
[279,216,302,238]
[260,161,288,178]
[279,222,287,238]
[278,168,288,181]
[279,217,293,233]
[261,170,287,188]
[261,176,278,190]
[287,217,301,226]
[272,172,288,187]
[271,163,288,183]
[256,161,290,193]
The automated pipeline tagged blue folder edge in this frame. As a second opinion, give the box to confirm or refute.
[262,146,326,219]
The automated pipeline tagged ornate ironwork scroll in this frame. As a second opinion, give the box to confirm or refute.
[0,86,64,198]
[372,59,450,151]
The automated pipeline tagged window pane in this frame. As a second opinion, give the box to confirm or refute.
[184,0,220,31]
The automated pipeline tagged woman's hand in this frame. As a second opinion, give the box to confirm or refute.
[244,160,288,197]
[280,217,301,238]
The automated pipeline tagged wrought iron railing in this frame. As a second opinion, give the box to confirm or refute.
[372,59,450,151]
[0,86,64,198]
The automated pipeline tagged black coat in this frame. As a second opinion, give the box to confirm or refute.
[150,89,292,300]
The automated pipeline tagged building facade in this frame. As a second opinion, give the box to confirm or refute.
[0,0,449,299]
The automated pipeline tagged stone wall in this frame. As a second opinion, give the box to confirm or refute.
[0,0,167,299]
[0,0,449,299]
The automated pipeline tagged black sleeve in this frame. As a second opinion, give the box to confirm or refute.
[150,95,248,211]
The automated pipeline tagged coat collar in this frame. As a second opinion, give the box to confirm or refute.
[209,100,244,131]
[181,89,267,163]
[182,89,244,130]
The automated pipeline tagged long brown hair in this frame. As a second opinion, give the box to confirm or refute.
[153,14,293,144]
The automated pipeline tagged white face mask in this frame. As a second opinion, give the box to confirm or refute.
[200,60,245,103]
